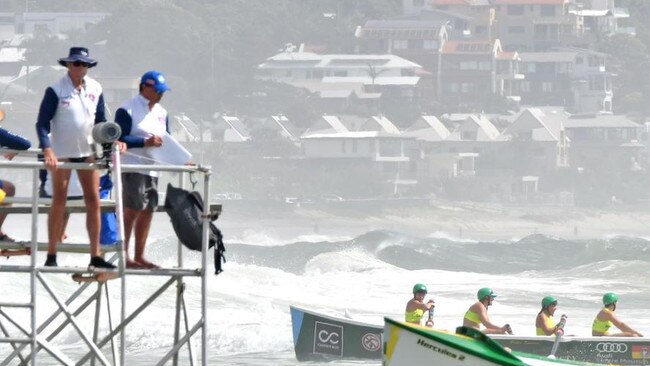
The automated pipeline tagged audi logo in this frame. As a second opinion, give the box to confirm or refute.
[596,343,628,353]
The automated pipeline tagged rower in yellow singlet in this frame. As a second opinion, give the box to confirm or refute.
[592,292,643,337]
[463,287,511,334]
[536,296,566,336]
[405,283,434,327]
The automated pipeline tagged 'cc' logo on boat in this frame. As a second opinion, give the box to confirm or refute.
[318,330,340,344]
[596,343,628,353]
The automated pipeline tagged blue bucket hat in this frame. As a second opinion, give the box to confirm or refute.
[140,70,171,94]
[58,47,97,68]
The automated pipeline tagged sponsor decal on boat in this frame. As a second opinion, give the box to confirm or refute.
[361,333,381,352]
[313,321,343,356]
[632,345,650,359]
[416,338,466,361]
[596,342,628,353]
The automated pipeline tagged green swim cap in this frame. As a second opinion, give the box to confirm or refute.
[542,296,558,308]
[603,292,618,306]
[477,288,496,300]
[413,283,427,294]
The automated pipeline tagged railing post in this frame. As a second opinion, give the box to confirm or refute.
[112,143,126,366]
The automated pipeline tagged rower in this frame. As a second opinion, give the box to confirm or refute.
[592,292,643,337]
[463,287,511,334]
[405,283,434,327]
[536,296,566,336]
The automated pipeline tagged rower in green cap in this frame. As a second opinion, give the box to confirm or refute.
[463,287,511,334]
[592,292,643,337]
[405,283,435,327]
[536,295,567,336]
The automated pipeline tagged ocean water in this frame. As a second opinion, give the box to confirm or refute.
[1,207,650,365]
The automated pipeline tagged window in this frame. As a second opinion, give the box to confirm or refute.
[333,70,348,77]
[475,26,487,35]
[460,61,478,70]
[520,81,530,92]
[341,140,346,153]
[508,26,525,34]
[313,70,323,79]
[479,61,492,71]
[576,57,583,65]
[284,70,292,77]
[525,63,536,73]
[588,56,603,67]
[540,5,555,17]
[423,39,438,49]
[589,75,605,90]
[413,0,424,6]
[393,39,408,50]
[542,82,553,92]
[352,139,358,153]
[507,5,524,16]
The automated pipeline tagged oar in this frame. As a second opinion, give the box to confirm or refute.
[426,304,435,327]
[548,314,567,358]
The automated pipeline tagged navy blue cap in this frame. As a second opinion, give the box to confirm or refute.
[58,47,97,68]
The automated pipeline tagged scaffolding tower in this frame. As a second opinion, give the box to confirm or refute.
[0,146,220,365]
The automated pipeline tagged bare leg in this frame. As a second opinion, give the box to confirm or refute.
[0,181,16,236]
[77,168,100,257]
[48,169,71,255]
[123,207,143,268]
[133,208,157,268]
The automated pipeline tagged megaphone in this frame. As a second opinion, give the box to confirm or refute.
[92,122,121,144]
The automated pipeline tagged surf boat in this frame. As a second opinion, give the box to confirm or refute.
[492,334,650,365]
[289,305,383,361]
[384,318,599,366]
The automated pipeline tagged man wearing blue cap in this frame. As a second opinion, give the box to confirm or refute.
[115,70,171,269]
[36,46,122,269]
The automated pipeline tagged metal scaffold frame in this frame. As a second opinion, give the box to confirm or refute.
[0,145,218,365]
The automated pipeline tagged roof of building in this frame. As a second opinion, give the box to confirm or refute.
[362,115,401,135]
[259,52,422,69]
[404,115,451,141]
[493,0,566,4]
[500,108,564,142]
[446,115,500,141]
[563,114,641,129]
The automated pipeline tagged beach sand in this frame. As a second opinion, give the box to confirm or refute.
[218,198,650,242]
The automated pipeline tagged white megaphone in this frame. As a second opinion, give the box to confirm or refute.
[92,121,121,144]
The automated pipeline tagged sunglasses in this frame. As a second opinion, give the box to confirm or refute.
[70,61,90,68]
[145,84,165,95]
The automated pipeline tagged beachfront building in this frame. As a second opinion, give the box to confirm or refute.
[301,121,417,195]
[562,113,643,170]
[570,0,634,37]
[256,45,425,111]
[355,18,446,100]
[519,48,612,114]
[438,39,523,108]
[492,0,586,52]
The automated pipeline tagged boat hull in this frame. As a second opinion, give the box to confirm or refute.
[383,318,598,366]
[492,335,650,365]
[289,305,383,361]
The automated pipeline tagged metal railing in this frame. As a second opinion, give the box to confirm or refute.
[0,145,218,365]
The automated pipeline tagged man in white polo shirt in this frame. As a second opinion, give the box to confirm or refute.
[115,70,170,269]
[36,47,123,268]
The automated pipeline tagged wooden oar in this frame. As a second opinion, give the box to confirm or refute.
[548,314,567,358]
